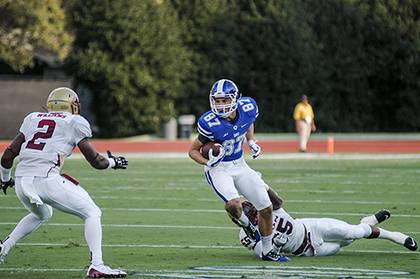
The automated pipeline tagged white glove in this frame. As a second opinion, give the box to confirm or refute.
[248,139,261,159]
[207,147,226,168]
[272,232,289,252]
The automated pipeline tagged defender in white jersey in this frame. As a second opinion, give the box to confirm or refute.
[189,79,287,262]
[0,87,128,278]
[239,199,418,257]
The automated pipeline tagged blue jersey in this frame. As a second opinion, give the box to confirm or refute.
[197,97,259,161]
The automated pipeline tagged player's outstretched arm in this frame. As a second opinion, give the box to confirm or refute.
[78,138,128,170]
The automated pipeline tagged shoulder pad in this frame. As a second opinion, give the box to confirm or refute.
[238,97,259,119]
[197,111,217,140]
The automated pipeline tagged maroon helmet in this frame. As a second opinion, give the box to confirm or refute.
[242,200,258,226]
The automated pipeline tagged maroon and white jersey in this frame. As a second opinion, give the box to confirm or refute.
[15,112,92,177]
[239,208,307,256]
[271,208,306,253]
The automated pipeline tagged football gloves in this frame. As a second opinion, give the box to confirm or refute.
[107,150,128,169]
[207,147,226,168]
[248,139,261,159]
[0,178,14,195]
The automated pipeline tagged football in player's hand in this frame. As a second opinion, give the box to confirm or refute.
[201,142,222,159]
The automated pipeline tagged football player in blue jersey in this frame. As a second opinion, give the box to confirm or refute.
[189,79,288,262]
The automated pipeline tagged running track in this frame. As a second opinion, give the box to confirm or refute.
[1,139,418,153]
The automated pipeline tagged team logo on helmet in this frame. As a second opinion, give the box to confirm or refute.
[46,87,81,114]
[209,79,240,118]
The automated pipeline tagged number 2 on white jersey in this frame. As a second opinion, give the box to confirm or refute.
[26,119,56,151]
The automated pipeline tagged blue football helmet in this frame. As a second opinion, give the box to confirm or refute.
[209,79,240,118]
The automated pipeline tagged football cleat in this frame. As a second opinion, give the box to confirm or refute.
[404,237,418,251]
[0,241,7,264]
[262,249,290,262]
[374,209,391,224]
[86,264,127,278]
[243,223,260,242]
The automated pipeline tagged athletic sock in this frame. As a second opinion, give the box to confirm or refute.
[85,216,104,266]
[2,213,45,254]
[237,212,250,227]
[261,233,274,255]
[360,215,377,226]
[377,228,407,245]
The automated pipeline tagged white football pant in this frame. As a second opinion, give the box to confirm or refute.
[2,175,103,265]
[205,157,271,210]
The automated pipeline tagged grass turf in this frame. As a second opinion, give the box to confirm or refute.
[0,156,419,278]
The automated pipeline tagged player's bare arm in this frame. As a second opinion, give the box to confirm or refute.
[188,137,208,165]
[1,133,25,168]
[245,123,255,142]
[78,138,128,170]
[246,124,261,159]
[78,138,110,169]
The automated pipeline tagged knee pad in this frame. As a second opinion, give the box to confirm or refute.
[36,205,53,222]
[86,205,102,219]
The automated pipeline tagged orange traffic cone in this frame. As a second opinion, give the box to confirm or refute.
[327,136,334,154]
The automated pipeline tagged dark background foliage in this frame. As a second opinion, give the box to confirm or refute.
[2,0,419,136]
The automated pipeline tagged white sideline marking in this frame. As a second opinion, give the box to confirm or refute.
[5,242,420,255]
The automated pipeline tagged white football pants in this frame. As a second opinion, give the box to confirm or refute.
[2,175,103,265]
[300,218,371,256]
[204,157,271,210]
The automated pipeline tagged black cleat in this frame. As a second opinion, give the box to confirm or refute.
[404,237,418,251]
[262,249,290,262]
[374,209,391,224]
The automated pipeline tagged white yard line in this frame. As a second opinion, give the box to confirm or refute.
[0,221,419,235]
[2,242,418,255]
[1,206,420,218]
[0,222,235,230]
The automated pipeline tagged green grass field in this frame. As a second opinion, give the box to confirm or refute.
[0,156,419,278]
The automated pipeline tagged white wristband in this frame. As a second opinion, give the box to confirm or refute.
[107,158,116,169]
[248,139,256,146]
[1,165,11,181]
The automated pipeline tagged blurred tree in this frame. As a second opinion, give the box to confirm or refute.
[170,0,231,117]
[69,0,191,137]
[0,0,73,72]
[172,0,321,132]
[305,0,420,131]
